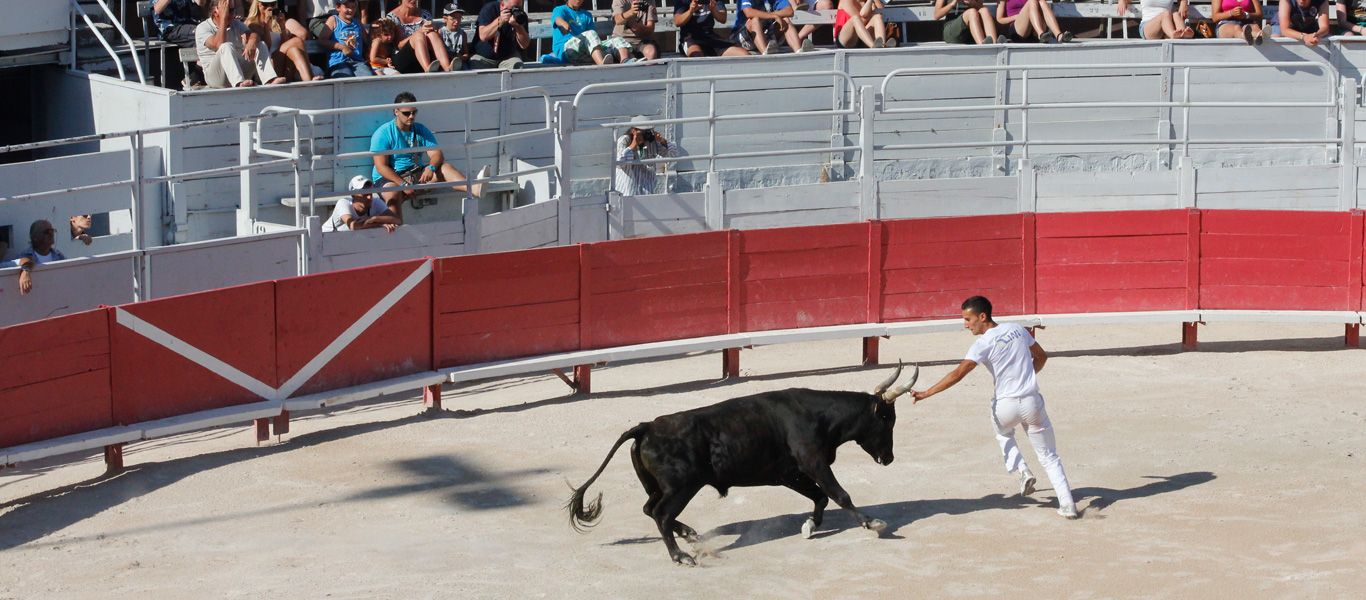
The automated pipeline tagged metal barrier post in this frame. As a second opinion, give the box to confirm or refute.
[1340,78,1358,212]
[857,86,877,221]
[130,131,146,301]
[555,101,576,244]
[238,120,257,235]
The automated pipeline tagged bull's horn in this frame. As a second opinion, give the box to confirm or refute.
[871,362,904,396]
[880,364,920,403]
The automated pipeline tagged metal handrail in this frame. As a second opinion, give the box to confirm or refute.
[91,0,146,84]
[71,0,126,82]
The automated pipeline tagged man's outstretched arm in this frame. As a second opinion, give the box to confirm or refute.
[911,359,977,402]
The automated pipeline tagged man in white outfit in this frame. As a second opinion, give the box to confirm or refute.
[195,0,277,88]
[911,295,1079,519]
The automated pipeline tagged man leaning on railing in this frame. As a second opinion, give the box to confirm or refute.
[8,220,88,296]
[615,115,678,196]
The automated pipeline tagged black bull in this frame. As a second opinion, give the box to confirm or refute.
[567,364,919,565]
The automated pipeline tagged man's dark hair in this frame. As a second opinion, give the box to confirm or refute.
[394,91,417,104]
[961,295,993,320]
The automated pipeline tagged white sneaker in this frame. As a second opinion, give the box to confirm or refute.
[800,37,814,53]
[1019,470,1037,497]
[473,164,492,198]
[1058,503,1079,519]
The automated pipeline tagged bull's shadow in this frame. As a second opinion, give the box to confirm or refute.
[627,471,1215,555]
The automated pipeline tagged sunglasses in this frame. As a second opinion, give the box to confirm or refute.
[397,109,418,117]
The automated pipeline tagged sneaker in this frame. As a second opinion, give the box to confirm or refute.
[623,57,639,64]
[1241,24,1254,45]
[996,34,1010,44]
[426,59,442,73]
[1059,31,1074,43]
[1019,471,1037,497]
[874,37,885,49]
[800,37,815,53]
[1058,503,1079,519]
[1254,27,1266,45]
[1040,31,1058,44]
[473,164,491,198]
[737,30,755,52]
[885,37,898,48]
[761,43,774,56]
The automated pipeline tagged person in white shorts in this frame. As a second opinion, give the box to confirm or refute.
[911,295,1079,519]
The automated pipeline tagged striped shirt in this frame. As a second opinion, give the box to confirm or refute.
[614,135,677,196]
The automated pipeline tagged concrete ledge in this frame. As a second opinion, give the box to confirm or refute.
[1197,310,1363,324]
[283,371,447,412]
[140,399,284,439]
[1040,310,1200,327]
[4,426,142,465]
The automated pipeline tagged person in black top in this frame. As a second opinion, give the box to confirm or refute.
[471,0,531,69]
[1277,0,1329,45]
[674,0,750,56]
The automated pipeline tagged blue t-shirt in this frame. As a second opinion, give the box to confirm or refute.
[551,5,596,55]
[734,0,791,35]
[369,120,439,183]
[328,15,365,67]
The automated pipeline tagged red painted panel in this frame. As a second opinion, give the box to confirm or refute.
[433,248,580,367]
[1037,262,1187,292]
[1200,285,1348,311]
[883,239,1024,270]
[1037,288,1189,314]
[1202,210,1349,236]
[738,225,871,332]
[584,233,728,348]
[883,287,1025,321]
[883,264,1025,295]
[1202,234,1346,261]
[0,310,113,448]
[1036,210,1188,238]
[112,282,277,424]
[1201,258,1347,288]
[276,259,432,397]
[1036,235,1188,265]
[883,214,1023,244]
[1353,211,1365,311]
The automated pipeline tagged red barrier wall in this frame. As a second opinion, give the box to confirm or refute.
[111,282,277,423]
[434,246,580,367]
[275,259,431,397]
[737,223,870,332]
[0,310,113,448]
[1200,211,1353,310]
[582,232,728,348]
[1036,210,1191,314]
[881,214,1026,321]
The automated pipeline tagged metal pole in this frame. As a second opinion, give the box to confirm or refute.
[708,80,717,174]
[1182,67,1191,158]
[1021,70,1030,161]
[130,132,145,301]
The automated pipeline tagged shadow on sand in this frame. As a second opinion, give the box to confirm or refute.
[607,471,1216,556]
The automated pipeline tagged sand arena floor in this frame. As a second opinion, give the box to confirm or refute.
[2,322,1364,598]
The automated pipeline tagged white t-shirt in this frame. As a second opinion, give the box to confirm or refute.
[965,322,1040,399]
[195,17,251,64]
[1139,0,1176,22]
[324,195,389,232]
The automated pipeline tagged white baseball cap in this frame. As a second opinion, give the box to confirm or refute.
[348,175,372,191]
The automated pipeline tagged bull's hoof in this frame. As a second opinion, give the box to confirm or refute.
[863,518,887,532]
[672,553,697,567]
[801,517,816,539]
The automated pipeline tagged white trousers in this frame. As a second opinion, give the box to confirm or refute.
[991,393,1074,507]
[203,41,276,88]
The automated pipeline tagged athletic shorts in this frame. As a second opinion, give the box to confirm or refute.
[834,8,851,39]
[681,33,736,56]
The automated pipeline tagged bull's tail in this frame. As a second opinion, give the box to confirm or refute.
[566,422,648,533]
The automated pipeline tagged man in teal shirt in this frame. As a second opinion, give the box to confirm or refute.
[370,91,485,216]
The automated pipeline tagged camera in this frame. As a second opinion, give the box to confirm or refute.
[638,129,655,143]
[633,0,647,11]
[506,6,526,20]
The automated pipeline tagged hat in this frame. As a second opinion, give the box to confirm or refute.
[258,0,278,4]
[348,175,373,191]
[628,114,655,131]
[442,3,465,15]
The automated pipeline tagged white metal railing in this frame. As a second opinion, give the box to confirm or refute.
[69,0,147,85]
[566,71,862,192]
[877,62,1339,160]
[252,87,557,225]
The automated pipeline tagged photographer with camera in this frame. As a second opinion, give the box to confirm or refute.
[472,0,531,70]
[615,115,678,196]
[613,0,661,61]
[674,0,750,57]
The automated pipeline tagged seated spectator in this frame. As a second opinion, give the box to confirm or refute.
[11,220,67,296]
[387,0,454,73]
[370,20,403,75]
[834,0,890,49]
[935,0,1004,45]
[616,116,678,196]
[997,0,1074,43]
[321,0,374,78]
[69,215,95,246]
[370,91,488,218]
[471,0,532,70]
[195,0,275,88]
[734,0,805,55]
[439,4,471,71]
[1333,0,1365,35]
[245,0,323,82]
[325,176,403,232]
[674,0,749,57]
[1118,0,1194,39]
[796,0,836,52]
[1213,0,1267,44]
[153,0,208,87]
[613,0,661,61]
[545,0,632,65]
[1277,0,1330,44]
